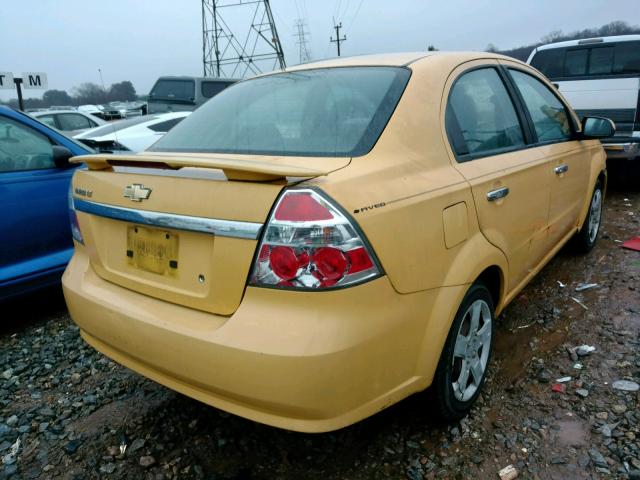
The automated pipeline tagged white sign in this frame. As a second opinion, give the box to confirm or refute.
[21,72,48,89]
[0,72,14,89]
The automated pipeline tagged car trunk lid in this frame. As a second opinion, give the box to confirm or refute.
[70,152,350,315]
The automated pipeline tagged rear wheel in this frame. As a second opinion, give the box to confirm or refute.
[572,180,603,254]
[433,283,494,420]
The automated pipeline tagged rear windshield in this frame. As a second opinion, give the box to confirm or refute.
[150,67,410,157]
[149,80,196,102]
[531,41,640,79]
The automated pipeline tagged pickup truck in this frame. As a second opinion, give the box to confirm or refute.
[528,35,640,163]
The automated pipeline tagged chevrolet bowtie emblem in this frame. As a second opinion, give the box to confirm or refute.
[123,184,152,202]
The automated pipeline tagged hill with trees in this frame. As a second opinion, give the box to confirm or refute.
[489,21,640,61]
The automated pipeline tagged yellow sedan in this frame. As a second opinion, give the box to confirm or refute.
[63,52,612,432]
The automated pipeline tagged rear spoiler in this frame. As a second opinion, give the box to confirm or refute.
[71,153,340,181]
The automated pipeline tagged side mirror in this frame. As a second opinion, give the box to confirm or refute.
[581,116,615,139]
[52,145,74,168]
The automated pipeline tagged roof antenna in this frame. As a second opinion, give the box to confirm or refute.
[98,68,120,151]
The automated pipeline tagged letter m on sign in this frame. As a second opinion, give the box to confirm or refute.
[21,72,47,90]
[28,75,41,87]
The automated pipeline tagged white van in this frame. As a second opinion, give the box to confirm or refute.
[528,35,640,162]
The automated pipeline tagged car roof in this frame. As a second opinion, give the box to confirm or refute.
[32,110,85,116]
[534,34,640,51]
[268,51,520,74]
[154,76,240,82]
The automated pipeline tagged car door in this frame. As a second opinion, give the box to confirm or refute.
[0,114,74,286]
[504,64,589,248]
[444,61,552,293]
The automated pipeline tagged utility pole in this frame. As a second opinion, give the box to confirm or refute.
[330,22,346,57]
[293,19,311,64]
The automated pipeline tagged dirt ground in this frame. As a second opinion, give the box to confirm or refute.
[1,172,638,480]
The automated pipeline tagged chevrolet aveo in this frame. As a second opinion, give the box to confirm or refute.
[63,52,613,432]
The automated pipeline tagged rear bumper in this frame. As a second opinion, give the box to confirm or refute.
[62,249,465,432]
[601,137,640,160]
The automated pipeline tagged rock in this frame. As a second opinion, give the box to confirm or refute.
[595,412,609,420]
[139,455,156,468]
[498,464,518,480]
[64,439,83,454]
[5,416,17,428]
[612,404,627,414]
[128,438,145,454]
[1,369,13,380]
[612,380,639,392]
[589,448,607,468]
[575,389,589,398]
[99,463,116,474]
[628,470,640,480]
[0,424,10,438]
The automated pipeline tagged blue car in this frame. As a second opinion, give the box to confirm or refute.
[0,106,91,300]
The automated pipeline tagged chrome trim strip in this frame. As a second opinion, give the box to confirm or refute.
[73,198,263,240]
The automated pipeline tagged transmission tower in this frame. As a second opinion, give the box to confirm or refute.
[202,0,286,78]
[293,19,311,64]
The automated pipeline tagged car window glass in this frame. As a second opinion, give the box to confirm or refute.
[58,113,92,131]
[564,49,588,76]
[151,67,410,157]
[150,80,195,101]
[614,41,640,74]
[38,114,57,128]
[147,117,185,133]
[529,49,564,78]
[447,68,524,156]
[510,70,571,142]
[201,82,229,98]
[0,116,55,172]
[589,47,614,75]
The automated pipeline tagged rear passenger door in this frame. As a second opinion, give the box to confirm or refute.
[444,61,552,293]
[503,64,588,248]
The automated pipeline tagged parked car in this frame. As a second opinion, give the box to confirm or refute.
[528,34,640,163]
[0,106,91,300]
[32,109,106,136]
[74,112,190,153]
[63,52,610,432]
[147,76,238,113]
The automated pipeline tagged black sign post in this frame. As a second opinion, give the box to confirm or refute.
[14,78,24,111]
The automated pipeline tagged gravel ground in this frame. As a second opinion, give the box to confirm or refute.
[1,180,638,480]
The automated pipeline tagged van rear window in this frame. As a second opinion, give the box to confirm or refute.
[531,41,640,79]
[150,80,195,102]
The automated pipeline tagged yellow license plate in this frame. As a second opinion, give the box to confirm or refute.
[126,226,179,275]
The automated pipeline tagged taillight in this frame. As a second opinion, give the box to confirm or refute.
[68,184,84,244]
[249,188,381,290]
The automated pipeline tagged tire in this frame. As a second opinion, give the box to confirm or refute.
[572,180,603,254]
[433,282,495,420]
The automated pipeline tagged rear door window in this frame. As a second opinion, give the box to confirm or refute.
[201,81,229,98]
[509,70,571,143]
[614,42,640,74]
[446,67,525,158]
[588,46,614,75]
[564,49,588,76]
[38,114,58,129]
[58,113,92,131]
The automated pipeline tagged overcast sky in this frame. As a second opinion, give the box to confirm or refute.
[0,0,636,101]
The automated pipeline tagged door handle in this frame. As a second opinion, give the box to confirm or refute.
[487,186,509,202]
[555,164,569,175]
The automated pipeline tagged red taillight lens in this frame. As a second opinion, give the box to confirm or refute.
[249,189,381,290]
[269,246,299,280]
[274,192,333,221]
